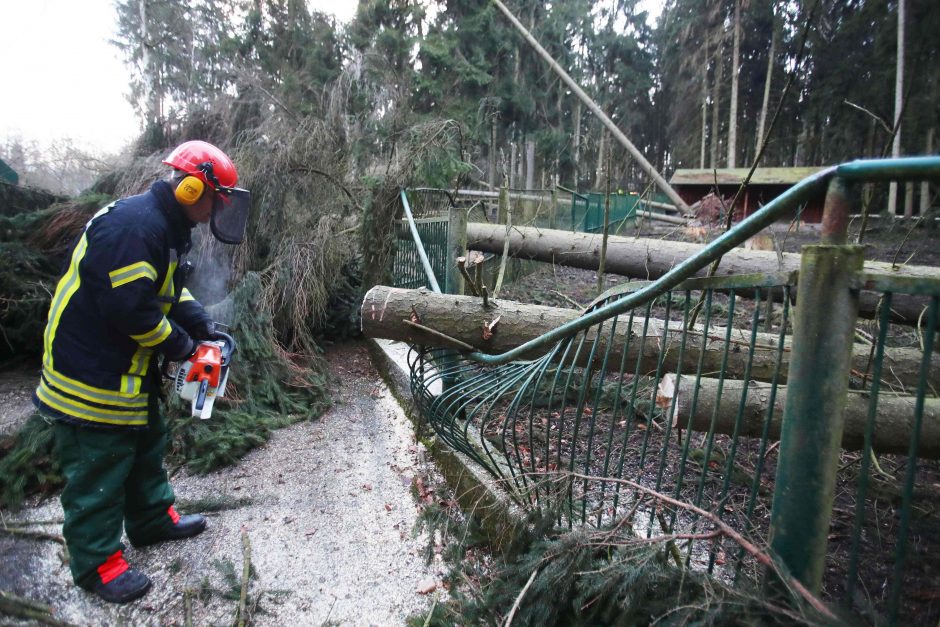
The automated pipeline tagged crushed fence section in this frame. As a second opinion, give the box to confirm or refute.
[391,158,940,624]
[412,274,797,588]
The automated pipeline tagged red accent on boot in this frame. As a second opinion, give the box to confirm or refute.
[97,550,129,585]
[167,505,181,525]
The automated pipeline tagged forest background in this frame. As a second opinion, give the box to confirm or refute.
[2,0,937,200]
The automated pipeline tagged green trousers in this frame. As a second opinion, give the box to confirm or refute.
[52,395,176,589]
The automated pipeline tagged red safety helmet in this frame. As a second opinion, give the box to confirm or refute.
[162,140,238,191]
[163,140,251,245]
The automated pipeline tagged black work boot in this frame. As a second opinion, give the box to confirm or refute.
[162,513,207,541]
[94,568,152,604]
[132,508,207,548]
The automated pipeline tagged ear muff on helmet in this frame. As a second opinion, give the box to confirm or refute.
[175,175,205,205]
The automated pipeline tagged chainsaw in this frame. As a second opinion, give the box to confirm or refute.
[174,331,236,419]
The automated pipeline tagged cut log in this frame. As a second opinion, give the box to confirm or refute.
[465,223,938,325]
[673,376,940,459]
[361,285,939,390]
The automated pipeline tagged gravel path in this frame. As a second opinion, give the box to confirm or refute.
[0,343,442,626]
[0,366,38,438]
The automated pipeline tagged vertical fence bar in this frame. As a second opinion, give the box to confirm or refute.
[768,244,864,592]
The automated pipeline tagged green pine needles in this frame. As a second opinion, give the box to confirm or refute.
[410,505,840,627]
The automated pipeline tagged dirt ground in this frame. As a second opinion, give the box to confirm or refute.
[0,344,445,626]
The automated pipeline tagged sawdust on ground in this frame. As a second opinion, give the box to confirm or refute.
[0,343,445,626]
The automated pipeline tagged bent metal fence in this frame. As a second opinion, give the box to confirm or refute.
[391,158,940,624]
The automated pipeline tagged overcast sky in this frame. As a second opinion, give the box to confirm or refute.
[0,1,660,157]
[0,0,357,156]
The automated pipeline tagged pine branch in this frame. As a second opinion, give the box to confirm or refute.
[565,471,838,622]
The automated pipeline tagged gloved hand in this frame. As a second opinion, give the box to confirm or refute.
[191,319,222,342]
[164,334,197,362]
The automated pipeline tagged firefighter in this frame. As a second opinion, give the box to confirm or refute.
[34,140,251,603]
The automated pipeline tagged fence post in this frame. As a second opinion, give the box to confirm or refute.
[445,202,467,296]
[768,177,863,593]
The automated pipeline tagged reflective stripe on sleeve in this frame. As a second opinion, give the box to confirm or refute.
[109,262,158,289]
[131,318,173,347]
[179,288,196,303]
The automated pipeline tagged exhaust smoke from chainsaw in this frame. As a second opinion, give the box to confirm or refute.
[188,224,234,326]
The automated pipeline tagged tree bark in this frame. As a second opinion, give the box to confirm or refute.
[595,130,607,190]
[674,376,940,459]
[727,0,741,168]
[700,42,709,169]
[756,14,776,155]
[525,138,536,191]
[465,222,939,326]
[572,99,582,185]
[488,117,497,190]
[710,41,723,169]
[361,285,939,391]
[888,0,906,216]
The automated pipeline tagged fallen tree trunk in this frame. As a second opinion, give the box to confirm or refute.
[361,286,939,390]
[673,376,940,459]
[466,223,938,325]
[635,209,688,225]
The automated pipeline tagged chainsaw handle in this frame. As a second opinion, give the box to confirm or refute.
[214,331,236,366]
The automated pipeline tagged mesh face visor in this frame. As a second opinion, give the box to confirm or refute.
[210,188,251,244]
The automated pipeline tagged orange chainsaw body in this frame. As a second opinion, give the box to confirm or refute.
[173,333,235,420]
[185,343,223,389]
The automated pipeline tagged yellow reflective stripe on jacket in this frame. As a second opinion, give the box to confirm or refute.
[42,202,114,369]
[179,288,195,302]
[41,365,147,407]
[159,259,177,314]
[131,317,173,347]
[43,234,90,369]
[128,346,152,377]
[36,380,147,426]
[109,261,158,288]
[120,374,142,395]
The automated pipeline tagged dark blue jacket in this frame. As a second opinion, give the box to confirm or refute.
[35,181,210,428]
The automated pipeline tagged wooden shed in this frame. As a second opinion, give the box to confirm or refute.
[669,167,827,223]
